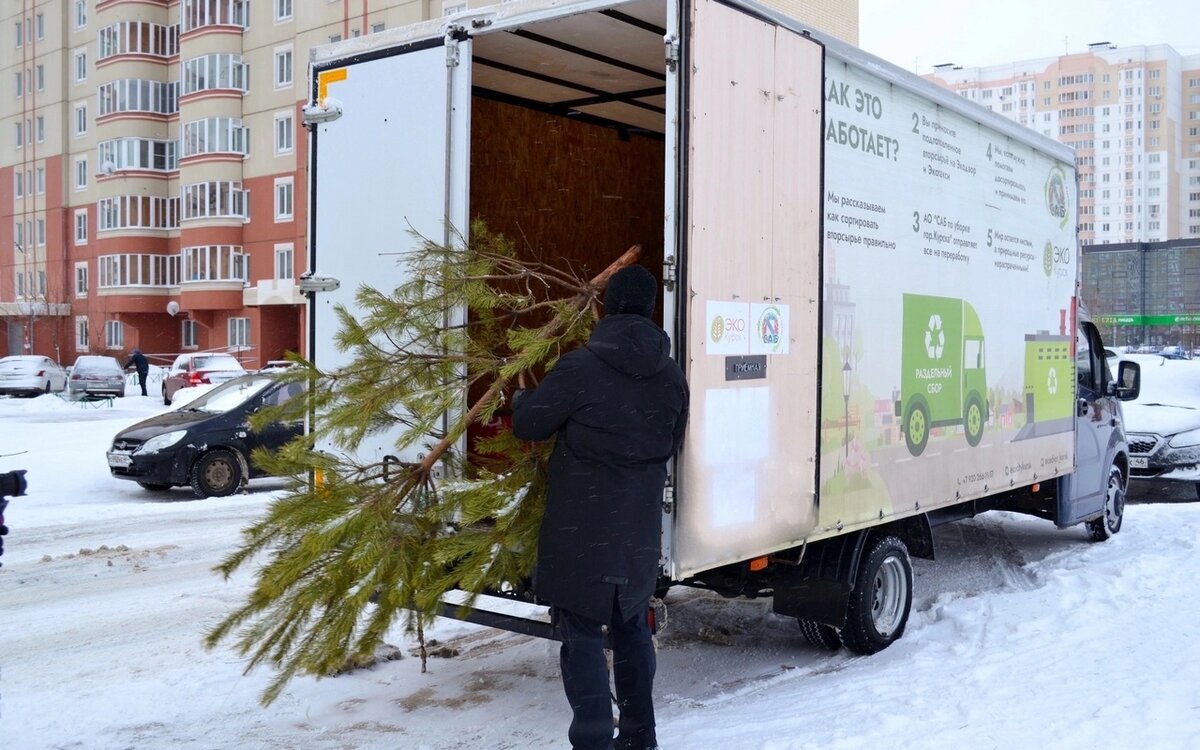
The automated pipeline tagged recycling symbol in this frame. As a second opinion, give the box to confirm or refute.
[1047,367,1058,395]
[924,314,945,359]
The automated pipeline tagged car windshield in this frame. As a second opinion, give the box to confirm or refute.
[182,376,275,414]
[192,355,244,371]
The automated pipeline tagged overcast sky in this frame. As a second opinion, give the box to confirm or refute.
[858,0,1200,74]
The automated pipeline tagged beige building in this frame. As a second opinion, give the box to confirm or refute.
[928,43,1200,247]
[0,0,855,364]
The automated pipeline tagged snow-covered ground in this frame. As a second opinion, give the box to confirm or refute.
[3,390,1198,749]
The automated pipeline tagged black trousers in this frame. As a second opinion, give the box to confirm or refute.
[556,596,656,750]
[136,370,147,396]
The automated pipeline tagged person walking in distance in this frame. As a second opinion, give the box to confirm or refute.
[512,264,689,750]
[124,348,150,396]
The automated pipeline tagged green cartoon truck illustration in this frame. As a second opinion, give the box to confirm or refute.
[1011,332,1076,440]
[896,294,989,457]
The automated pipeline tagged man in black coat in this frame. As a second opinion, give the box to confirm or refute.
[512,264,688,750]
[124,348,149,396]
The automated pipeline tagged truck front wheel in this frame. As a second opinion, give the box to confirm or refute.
[964,395,985,447]
[1087,465,1125,541]
[841,535,913,654]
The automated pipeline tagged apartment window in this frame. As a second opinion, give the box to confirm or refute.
[98,195,180,231]
[181,117,248,158]
[329,34,342,43]
[444,3,467,15]
[371,22,385,33]
[182,182,247,220]
[75,262,89,297]
[182,54,247,94]
[14,171,23,198]
[105,321,124,350]
[74,103,88,136]
[35,13,43,40]
[182,245,246,282]
[15,21,22,48]
[35,167,44,194]
[229,318,250,348]
[15,121,22,148]
[35,64,43,91]
[36,218,44,247]
[275,0,293,21]
[14,71,21,98]
[275,243,294,279]
[274,46,293,88]
[182,319,199,349]
[75,209,88,244]
[97,79,179,116]
[274,112,293,154]
[75,316,89,351]
[75,158,88,190]
[98,254,181,287]
[99,138,179,172]
[181,0,249,33]
[74,50,87,83]
[274,177,293,220]
[37,270,45,296]
[75,1,87,29]
[35,116,43,143]
[98,22,179,60]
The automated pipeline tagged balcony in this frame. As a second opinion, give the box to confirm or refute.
[244,279,304,307]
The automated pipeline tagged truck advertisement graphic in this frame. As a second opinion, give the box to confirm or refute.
[898,295,987,457]
[818,56,1079,534]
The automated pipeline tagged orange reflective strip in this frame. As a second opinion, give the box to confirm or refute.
[317,68,348,103]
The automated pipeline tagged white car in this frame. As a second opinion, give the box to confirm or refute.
[0,355,69,396]
[1120,354,1200,499]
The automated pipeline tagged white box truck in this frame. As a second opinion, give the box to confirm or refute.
[303,0,1141,652]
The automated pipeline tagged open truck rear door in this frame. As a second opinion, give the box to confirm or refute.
[307,32,472,465]
[670,0,824,579]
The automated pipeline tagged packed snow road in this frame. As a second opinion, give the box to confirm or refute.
[2,394,1198,749]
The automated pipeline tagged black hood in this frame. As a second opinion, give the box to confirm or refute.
[586,314,672,379]
[114,408,219,441]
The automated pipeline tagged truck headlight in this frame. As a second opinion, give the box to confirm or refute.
[1168,428,1200,448]
[137,430,188,455]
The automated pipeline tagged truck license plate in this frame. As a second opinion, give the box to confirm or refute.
[1130,456,1148,469]
[107,453,132,468]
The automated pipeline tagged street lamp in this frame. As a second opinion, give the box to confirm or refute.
[842,358,852,457]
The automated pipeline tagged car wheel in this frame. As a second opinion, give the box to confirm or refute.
[798,618,842,651]
[1087,464,1125,542]
[136,482,172,491]
[840,535,913,655]
[43,381,51,394]
[190,449,243,498]
[163,385,171,406]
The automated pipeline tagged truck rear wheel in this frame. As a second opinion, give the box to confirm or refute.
[841,535,913,655]
[904,400,930,457]
[797,618,842,651]
[1087,465,1125,542]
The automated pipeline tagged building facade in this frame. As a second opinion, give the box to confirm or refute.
[0,0,857,365]
[928,43,1200,248]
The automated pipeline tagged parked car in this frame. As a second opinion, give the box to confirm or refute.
[258,360,297,373]
[0,355,68,396]
[1120,353,1200,499]
[162,353,247,405]
[107,373,305,497]
[1157,345,1191,360]
[68,355,126,398]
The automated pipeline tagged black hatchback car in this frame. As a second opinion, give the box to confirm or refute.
[107,374,304,497]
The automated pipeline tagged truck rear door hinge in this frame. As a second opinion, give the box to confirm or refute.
[662,254,677,292]
[664,34,680,73]
[662,484,676,515]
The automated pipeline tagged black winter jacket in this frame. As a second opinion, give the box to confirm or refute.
[512,314,688,623]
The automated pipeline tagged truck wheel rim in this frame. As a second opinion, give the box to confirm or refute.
[967,404,981,435]
[1105,473,1123,530]
[909,411,925,443]
[872,556,906,636]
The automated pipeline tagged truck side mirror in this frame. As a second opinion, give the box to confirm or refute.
[1112,361,1140,401]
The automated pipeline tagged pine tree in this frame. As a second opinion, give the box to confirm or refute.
[205,222,641,704]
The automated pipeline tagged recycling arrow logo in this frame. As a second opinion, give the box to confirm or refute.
[925,314,945,359]
[1047,367,1058,395]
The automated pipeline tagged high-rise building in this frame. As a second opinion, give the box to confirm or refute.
[927,43,1200,248]
[0,0,856,363]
